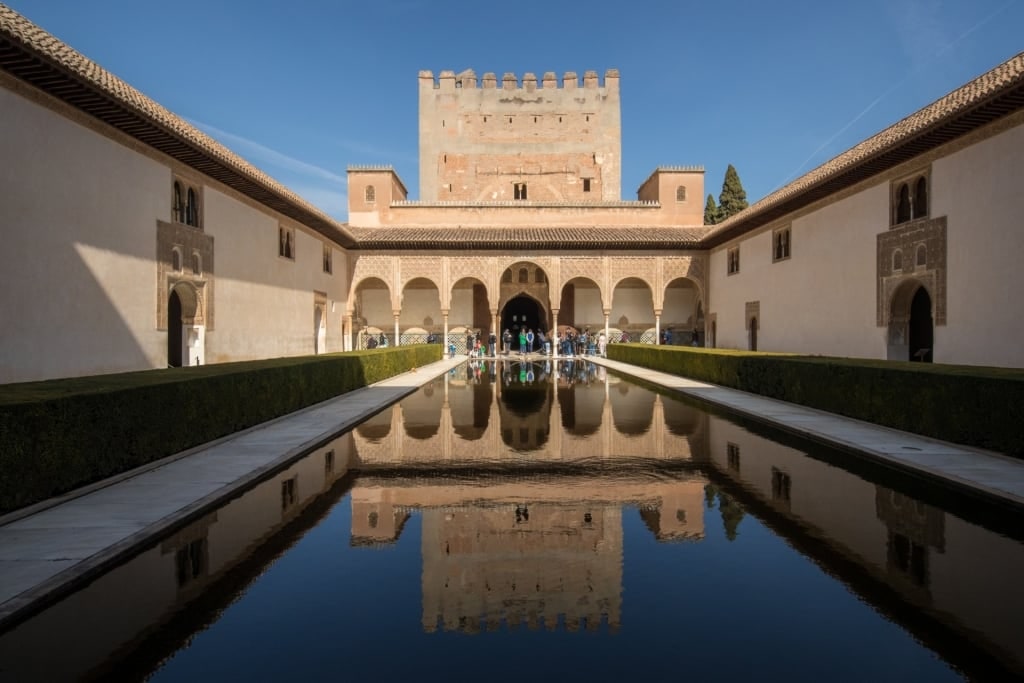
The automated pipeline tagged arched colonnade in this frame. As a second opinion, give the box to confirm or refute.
[343,253,708,351]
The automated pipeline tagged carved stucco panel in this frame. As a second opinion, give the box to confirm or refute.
[877,216,947,326]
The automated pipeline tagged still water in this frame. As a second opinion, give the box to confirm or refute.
[1,359,1022,682]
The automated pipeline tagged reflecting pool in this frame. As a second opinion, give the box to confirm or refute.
[1,359,1022,682]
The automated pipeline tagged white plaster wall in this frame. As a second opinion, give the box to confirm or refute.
[450,288,476,329]
[662,286,698,327]
[610,286,654,328]
[573,286,604,327]
[184,191,347,364]
[0,87,168,382]
[400,288,442,328]
[933,123,1024,366]
[709,186,887,356]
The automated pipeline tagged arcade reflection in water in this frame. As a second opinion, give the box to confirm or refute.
[0,361,1021,680]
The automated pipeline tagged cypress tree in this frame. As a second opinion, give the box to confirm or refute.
[703,194,721,225]
[717,164,749,220]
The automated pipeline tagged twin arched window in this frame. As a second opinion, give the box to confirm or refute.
[893,173,928,225]
[173,180,201,227]
[676,185,686,202]
[365,185,376,203]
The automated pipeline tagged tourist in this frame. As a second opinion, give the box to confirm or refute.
[518,329,527,355]
[503,329,512,355]
[526,328,535,353]
[488,330,497,357]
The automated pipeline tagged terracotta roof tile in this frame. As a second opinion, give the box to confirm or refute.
[351,226,708,249]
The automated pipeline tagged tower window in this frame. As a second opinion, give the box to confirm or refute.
[676,185,686,202]
[583,178,591,193]
[365,185,375,203]
[514,183,528,200]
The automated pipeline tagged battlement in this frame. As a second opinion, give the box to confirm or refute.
[654,165,705,173]
[346,164,397,172]
[420,69,620,92]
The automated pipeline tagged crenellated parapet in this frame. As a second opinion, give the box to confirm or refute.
[419,67,622,201]
[420,68,620,91]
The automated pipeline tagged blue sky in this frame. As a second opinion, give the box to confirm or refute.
[7,0,1022,221]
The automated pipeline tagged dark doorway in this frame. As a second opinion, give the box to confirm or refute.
[909,287,933,362]
[749,317,758,352]
[501,295,545,351]
[168,290,183,367]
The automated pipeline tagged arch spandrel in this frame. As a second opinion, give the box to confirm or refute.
[350,255,397,308]
[450,256,498,308]
[398,257,443,295]
[661,255,706,310]
[559,256,607,308]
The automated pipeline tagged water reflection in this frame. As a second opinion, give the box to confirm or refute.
[0,361,1021,681]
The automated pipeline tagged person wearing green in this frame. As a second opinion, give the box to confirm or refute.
[518,329,527,356]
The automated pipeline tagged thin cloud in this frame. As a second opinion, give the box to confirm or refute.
[772,0,1015,192]
[188,118,347,185]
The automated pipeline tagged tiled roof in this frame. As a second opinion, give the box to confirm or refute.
[702,51,1024,247]
[350,226,708,250]
[0,5,356,247]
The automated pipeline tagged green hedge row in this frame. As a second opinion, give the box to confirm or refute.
[0,345,441,514]
[607,344,1024,458]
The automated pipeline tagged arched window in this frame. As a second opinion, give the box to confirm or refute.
[518,268,529,283]
[913,176,928,219]
[893,249,903,272]
[186,187,199,227]
[191,252,202,275]
[895,184,911,224]
[535,270,545,283]
[171,247,182,272]
[502,270,512,283]
[916,244,927,267]
[173,181,184,223]
[676,185,686,202]
[365,185,375,203]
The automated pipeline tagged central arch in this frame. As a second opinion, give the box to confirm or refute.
[501,294,547,351]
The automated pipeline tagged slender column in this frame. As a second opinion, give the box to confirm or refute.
[603,310,610,345]
[654,310,662,345]
[344,313,353,351]
[491,310,499,356]
[442,310,449,353]
[551,308,559,357]
[393,312,401,346]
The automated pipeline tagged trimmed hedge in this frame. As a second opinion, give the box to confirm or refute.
[607,344,1024,458]
[0,345,441,513]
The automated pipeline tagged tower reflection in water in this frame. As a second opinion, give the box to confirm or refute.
[351,359,714,634]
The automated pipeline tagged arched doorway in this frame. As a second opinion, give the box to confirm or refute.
[168,290,183,367]
[167,282,203,367]
[314,305,324,354]
[887,280,934,362]
[501,294,546,351]
[909,287,933,362]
